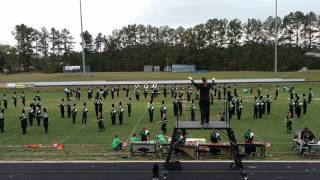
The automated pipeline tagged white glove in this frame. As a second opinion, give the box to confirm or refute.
[188,77,193,80]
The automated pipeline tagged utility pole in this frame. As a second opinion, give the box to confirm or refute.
[80,0,86,74]
[274,0,278,72]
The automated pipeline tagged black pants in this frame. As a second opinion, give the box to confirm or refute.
[191,111,195,121]
[0,119,4,132]
[199,100,210,124]
[149,111,153,122]
[67,109,71,118]
[178,103,182,116]
[82,114,87,125]
[44,123,48,134]
[61,110,64,118]
[112,117,116,125]
[72,115,76,123]
[37,117,41,126]
[29,116,34,126]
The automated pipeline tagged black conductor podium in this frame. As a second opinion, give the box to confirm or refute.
[163,120,247,180]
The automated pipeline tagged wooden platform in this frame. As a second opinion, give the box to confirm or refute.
[175,121,230,130]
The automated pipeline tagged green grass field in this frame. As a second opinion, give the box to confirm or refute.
[0,71,319,161]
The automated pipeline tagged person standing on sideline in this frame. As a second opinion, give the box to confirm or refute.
[190,77,215,125]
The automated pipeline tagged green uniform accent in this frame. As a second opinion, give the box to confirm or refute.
[130,136,140,143]
[242,89,249,93]
[156,134,168,144]
[112,137,122,149]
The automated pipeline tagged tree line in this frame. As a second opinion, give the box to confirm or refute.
[0,11,320,73]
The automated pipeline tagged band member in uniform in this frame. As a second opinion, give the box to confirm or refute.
[285,112,294,134]
[160,100,167,119]
[2,94,8,109]
[234,84,238,97]
[97,112,105,132]
[98,97,103,116]
[43,108,49,134]
[76,88,81,100]
[303,94,308,114]
[244,129,255,155]
[308,88,313,104]
[189,99,195,121]
[36,106,42,126]
[20,110,28,135]
[236,99,243,120]
[94,98,99,118]
[253,97,258,119]
[28,105,34,126]
[59,99,65,118]
[0,109,4,133]
[81,102,88,125]
[274,85,279,100]
[112,135,122,150]
[140,127,150,141]
[173,98,178,117]
[116,85,120,97]
[160,113,168,135]
[12,92,17,108]
[295,98,302,118]
[257,84,261,97]
[187,86,192,102]
[190,77,215,125]
[127,97,132,117]
[209,131,221,154]
[111,86,115,99]
[21,91,26,106]
[67,99,71,118]
[126,85,130,97]
[111,104,117,125]
[143,84,148,99]
[148,101,154,122]
[163,84,167,98]
[103,86,107,99]
[266,94,272,114]
[87,88,93,100]
[177,93,183,116]
[217,86,221,101]
[72,103,78,124]
[35,90,41,101]
[118,102,124,125]
[134,85,140,101]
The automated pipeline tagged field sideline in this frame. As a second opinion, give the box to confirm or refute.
[0,71,319,161]
[1,71,320,83]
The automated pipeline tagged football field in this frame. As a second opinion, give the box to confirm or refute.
[0,71,319,161]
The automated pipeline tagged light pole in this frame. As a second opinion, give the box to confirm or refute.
[80,0,86,74]
[274,0,278,72]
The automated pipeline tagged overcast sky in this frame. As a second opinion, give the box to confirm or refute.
[0,0,319,50]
